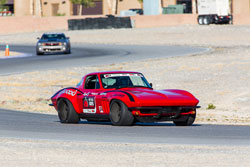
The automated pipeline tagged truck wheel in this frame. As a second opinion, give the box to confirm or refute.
[109,100,134,126]
[203,17,210,25]
[198,16,203,25]
[57,99,80,124]
[173,114,196,126]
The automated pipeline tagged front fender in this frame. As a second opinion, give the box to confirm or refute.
[105,91,138,108]
[51,87,83,114]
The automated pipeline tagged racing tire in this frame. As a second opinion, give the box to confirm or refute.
[173,113,196,126]
[57,99,80,124]
[109,100,134,126]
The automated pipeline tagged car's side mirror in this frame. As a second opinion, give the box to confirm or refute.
[150,83,153,87]
[37,37,40,40]
[67,37,70,39]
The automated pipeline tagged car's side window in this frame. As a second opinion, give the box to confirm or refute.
[85,75,100,89]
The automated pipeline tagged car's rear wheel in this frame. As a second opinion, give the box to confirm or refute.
[173,113,196,126]
[109,100,134,126]
[57,99,79,124]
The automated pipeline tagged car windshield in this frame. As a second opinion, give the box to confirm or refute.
[41,34,66,40]
[100,73,151,89]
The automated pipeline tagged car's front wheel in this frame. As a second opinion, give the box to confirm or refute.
[36,52,44,55]
[57,99,80,123]
[173,113,196,126]
[109,100,134,126]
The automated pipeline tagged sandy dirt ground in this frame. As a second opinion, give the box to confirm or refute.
[0,25,249,125]
[0,138,250,167]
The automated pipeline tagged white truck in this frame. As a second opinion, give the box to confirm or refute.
[197,0,232,25]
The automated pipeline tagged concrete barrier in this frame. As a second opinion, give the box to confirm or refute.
[68,16,132,30]
[131,14,198,28]
[233,14,250,25]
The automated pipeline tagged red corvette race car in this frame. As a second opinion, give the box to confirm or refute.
[50,71,200,126]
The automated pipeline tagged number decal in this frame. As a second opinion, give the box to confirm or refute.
[83,97,96,114]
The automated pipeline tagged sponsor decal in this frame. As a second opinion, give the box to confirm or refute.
[104,73,143,78]
[99,106,104,113]
[83,92,90,96]
[83,109,96,114]
[65,90,77,96]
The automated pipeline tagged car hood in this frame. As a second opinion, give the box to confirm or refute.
[38,39,67,43]
[125,88,199,107]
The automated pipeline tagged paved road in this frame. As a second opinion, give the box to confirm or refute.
[2,44,248,146]
[0,44,208,75]
[0,109,250,145]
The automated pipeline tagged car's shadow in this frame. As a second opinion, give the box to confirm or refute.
[76,120,201,127]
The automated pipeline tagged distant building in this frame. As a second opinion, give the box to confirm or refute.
[13,0,141,17]
[9,0,250,18]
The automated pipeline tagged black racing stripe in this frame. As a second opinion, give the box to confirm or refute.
[103,90,135,102]
[52,88,135,102]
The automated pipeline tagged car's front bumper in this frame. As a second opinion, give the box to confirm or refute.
[37,45,68,53]
[129,106,200,122]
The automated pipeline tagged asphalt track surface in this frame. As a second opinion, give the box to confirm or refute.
[1,109,250,146]
[0,44,249,145]
[0,44,208,75]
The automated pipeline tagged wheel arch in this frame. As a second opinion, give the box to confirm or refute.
[109,97,133,110]
[57,97,81,114]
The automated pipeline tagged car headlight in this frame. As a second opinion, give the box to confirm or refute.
[38,43,42,46]
[63,42,67,45]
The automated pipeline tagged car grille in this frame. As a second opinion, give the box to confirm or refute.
[45,43,60,46]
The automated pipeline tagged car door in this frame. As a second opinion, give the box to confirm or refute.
[82,75,102,114]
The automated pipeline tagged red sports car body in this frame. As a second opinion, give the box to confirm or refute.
[50,71,200,126]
